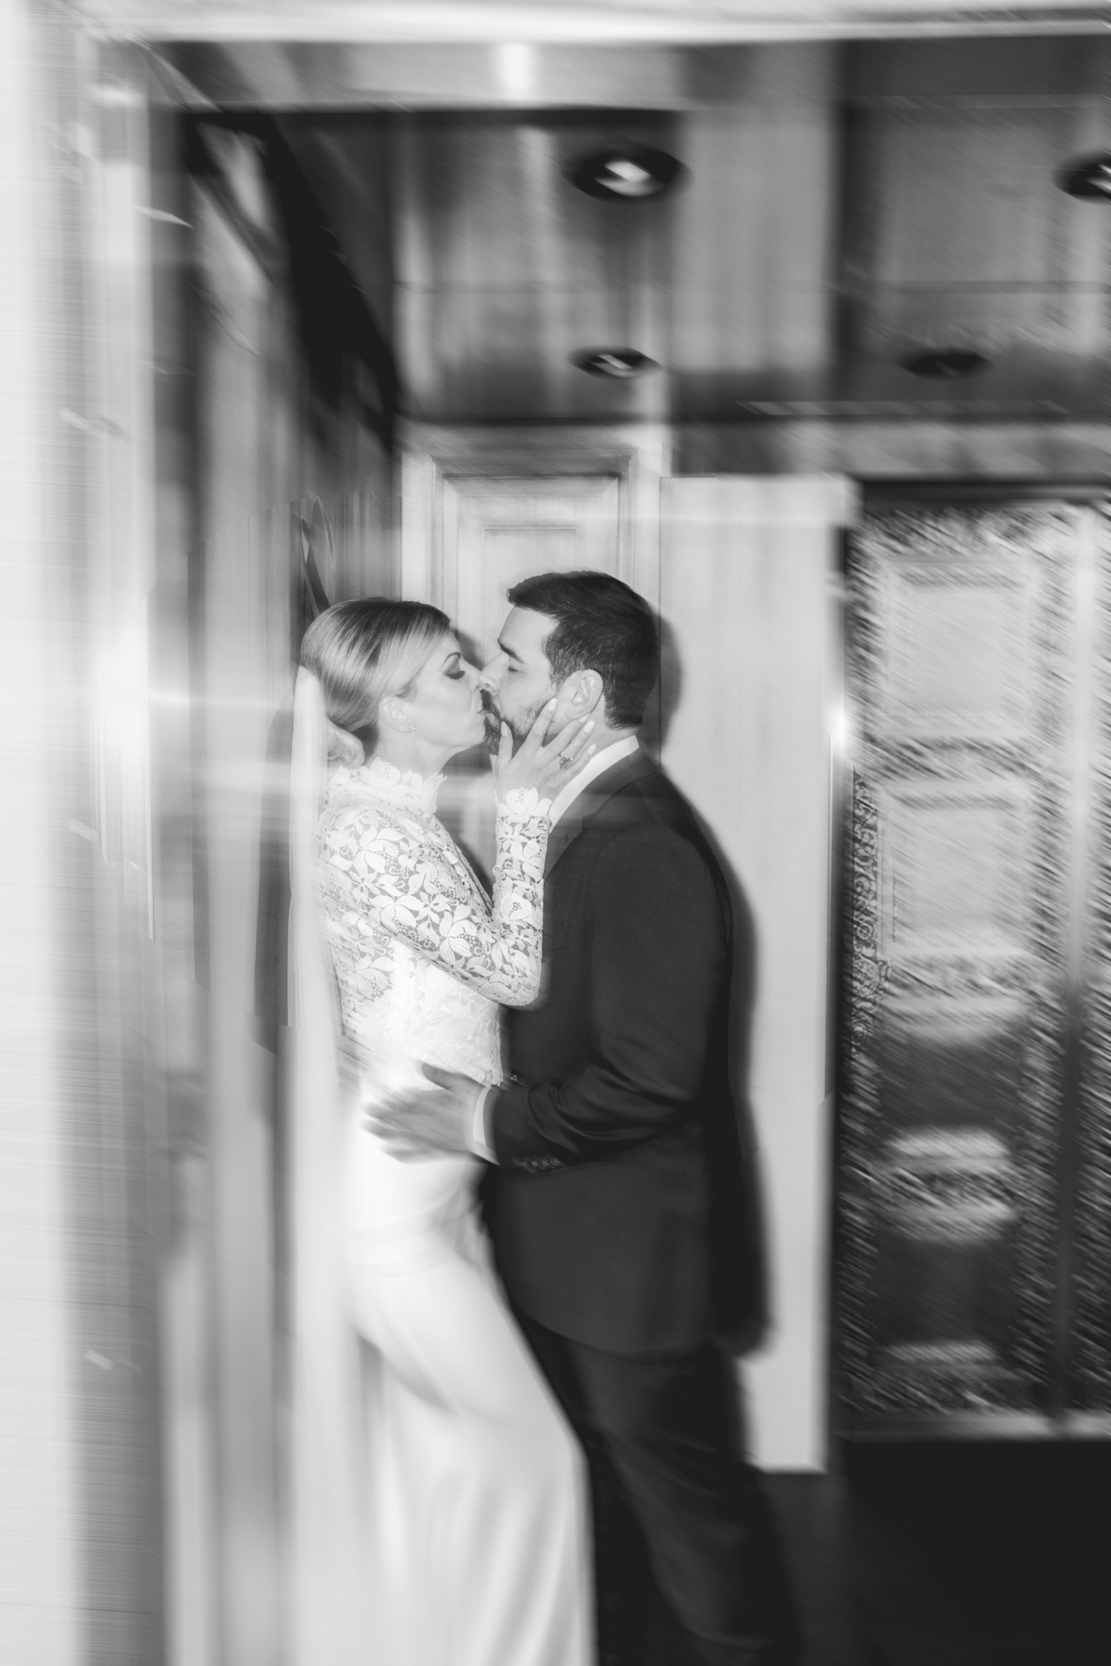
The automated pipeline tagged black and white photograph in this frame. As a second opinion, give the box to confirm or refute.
[2,4,1110,1664]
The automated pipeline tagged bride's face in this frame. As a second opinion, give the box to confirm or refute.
[395,633,486,755]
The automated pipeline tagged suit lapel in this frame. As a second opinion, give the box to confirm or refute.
[544,748,657,877]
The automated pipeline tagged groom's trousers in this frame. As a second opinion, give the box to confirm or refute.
[517,1313,802,1666]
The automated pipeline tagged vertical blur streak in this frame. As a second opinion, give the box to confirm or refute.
[2,17,171,1666]
[1052,503,1099,1411]
[0,3,81,1663]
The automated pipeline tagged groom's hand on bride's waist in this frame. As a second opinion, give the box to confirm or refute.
[366,1065,486,1161]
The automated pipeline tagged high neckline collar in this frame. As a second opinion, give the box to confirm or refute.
[334,754,444,817]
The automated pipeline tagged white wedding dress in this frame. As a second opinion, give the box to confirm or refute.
[301,741,591,1666]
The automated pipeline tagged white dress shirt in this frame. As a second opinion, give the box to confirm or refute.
[471,735,641,1160]
[547,732,640,827]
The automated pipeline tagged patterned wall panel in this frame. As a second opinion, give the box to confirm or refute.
[1072,503,1111,1415]
[839,505,1080,1428]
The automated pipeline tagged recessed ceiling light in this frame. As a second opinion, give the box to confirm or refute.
[1057,154,1111,200]
[570,348,659,379]
[570,149,685,202]
[900,349,991,380]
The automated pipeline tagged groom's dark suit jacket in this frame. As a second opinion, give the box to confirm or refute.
[484,747,753,1358]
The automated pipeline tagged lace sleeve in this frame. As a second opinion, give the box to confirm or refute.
[319,791,549,1006]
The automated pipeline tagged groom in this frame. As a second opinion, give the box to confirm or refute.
[372,571,801,1666]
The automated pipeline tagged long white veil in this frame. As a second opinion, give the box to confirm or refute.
[286,667,373,1665]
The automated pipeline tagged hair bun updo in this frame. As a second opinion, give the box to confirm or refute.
[300,596,453,768]
[324,719,365,769]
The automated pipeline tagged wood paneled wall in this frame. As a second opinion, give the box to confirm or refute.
[661,476,854,1469]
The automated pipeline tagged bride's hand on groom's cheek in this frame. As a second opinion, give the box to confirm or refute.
[366,1065,482,1161]
[493,701,596,803]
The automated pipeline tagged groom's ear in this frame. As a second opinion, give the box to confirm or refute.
[562,669,605,716]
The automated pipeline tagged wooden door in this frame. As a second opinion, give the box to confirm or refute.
[401,423,665,872]
[443,475,623,662]
[838,499,1111,1436]
[438,473,626,871]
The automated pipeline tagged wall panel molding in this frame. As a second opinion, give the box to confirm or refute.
[661,474,854,1470]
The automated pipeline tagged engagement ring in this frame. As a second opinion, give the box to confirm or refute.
[558,754,574,770]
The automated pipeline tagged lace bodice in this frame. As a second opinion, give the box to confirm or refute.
[316,757,550,1086]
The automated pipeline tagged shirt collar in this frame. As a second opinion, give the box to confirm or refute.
[548,734,640,828]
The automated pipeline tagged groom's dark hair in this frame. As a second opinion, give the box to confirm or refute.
[506,571,659,729]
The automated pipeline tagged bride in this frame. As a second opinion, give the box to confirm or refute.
[286,597,596,1666]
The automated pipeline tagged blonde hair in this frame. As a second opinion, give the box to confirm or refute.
[300,598,452,767]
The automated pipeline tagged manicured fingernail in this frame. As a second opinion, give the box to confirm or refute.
[546,699,557,710]
[584,720,595,731]
[586,744,597,755]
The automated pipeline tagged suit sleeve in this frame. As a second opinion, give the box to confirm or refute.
[489,826,728,1169]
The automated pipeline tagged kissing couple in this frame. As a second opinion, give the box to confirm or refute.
[288,571,801,1666]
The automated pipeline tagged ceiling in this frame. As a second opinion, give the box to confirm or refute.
[86,1,1111,45]
[177,35,1111,424]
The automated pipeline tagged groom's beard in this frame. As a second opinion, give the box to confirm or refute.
[480,691,504,753]
[481,691,554,753]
